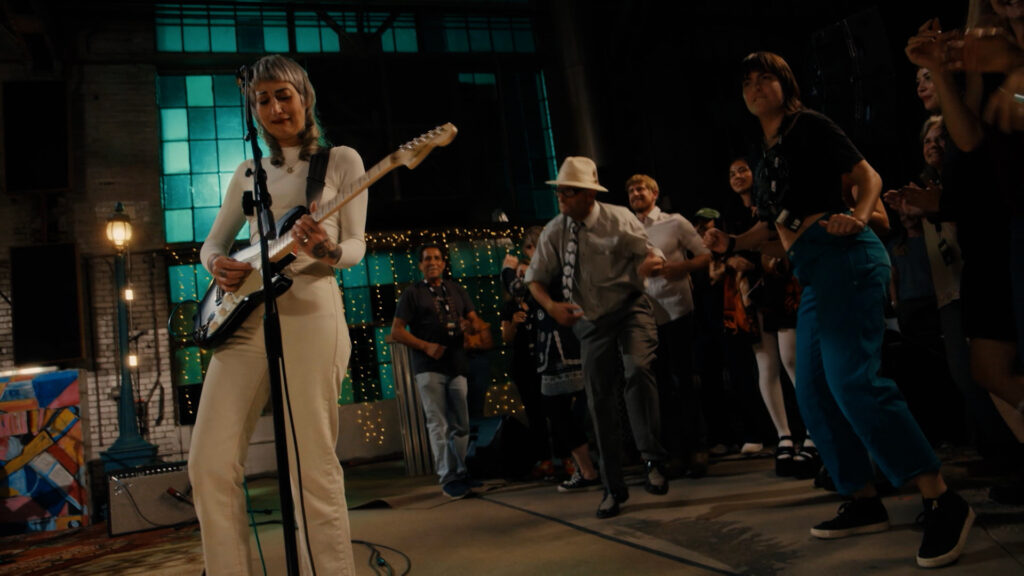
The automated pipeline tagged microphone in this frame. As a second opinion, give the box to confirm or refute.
[167,487,194,507]
[236,64,252,87]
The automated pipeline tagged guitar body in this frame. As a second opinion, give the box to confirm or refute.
[187,123,458,348]
[192,207,307,348]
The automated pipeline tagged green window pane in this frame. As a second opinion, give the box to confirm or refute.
[476,73,496,85]
[196,265,214,294]
[458,73,473,84]
[344,287,371,324]
[379,363,395,400]
[235,221,249,242]
[492,28,514,52]
[395,28,418,53]
[158,76,187,107]
[185,76,214,107]
[449,241,474,277]
[341,257,369,287]
[217,139,245,172]
[213,76,242,106]
[174,347,204,386]
[194,207,220,242]
[367,252,393,285]
[264,27,289,52]
[161,108,188,141]
[469,29,491,52]
[210,26,237,52]
[165,209,194,243]
[339,372,354,405]
[169,264,198,302]
[393,250,418,283]
[321,27,340,52]
[183,25,210,52]
[188,108,216,140]
[190,140,218,173]
[237,23,263,52]
[192,173,220,207]
[163,141,191,174]
[156,25,183,52]
[295,26,320,52]
[475,241,502,275]
[215,107,243,140]
[445,28,469,52]
[375,326,392,364]
[381,29,395,53]
[514,29,535,53]
[162,175,191,209]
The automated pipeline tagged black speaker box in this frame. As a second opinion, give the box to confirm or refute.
[466,415,533,480]
[108,463,196,536]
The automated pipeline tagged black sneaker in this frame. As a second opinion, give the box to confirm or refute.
[558,470,602,493]
[442,480,470,500]
[810,497,890,539]
[644,460,669,495]
[917,491,975,568]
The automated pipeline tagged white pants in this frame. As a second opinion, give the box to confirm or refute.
[189,273,355,576]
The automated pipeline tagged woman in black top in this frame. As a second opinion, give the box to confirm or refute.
[705,51,973,568]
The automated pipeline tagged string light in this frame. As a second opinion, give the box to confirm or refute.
[165,226,529,427]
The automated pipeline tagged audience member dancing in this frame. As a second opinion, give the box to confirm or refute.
[627,174,712,477]
[526,156,669,519]
[705,52,974,568]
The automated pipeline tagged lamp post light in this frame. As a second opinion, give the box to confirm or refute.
[100,202,158,473]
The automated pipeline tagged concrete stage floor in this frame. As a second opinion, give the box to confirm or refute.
[246,451,1024,575]
[3,450,1022,575]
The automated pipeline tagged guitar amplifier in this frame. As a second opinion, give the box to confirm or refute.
[108,462,197,536]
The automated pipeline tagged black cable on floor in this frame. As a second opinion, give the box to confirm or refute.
[352,539,411,576]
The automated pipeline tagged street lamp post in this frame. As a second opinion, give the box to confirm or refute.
[100,202,158,473]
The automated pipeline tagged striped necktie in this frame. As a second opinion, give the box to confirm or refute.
[562,219,579,301]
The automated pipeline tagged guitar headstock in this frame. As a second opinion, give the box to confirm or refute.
[392,123,458,169]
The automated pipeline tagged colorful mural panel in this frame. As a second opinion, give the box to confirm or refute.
[0,370,86,535]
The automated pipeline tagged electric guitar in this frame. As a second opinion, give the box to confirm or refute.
[191,123,458,348]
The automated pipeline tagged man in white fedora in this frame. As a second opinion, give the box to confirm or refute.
[525,156,670,519]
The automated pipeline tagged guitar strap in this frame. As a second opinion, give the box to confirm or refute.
[305,148,331,207]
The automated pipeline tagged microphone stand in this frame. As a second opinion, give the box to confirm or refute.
[237,67,301,576]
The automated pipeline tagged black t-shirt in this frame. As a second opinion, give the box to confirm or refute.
[394,279,475,376]
[754,109,864,222]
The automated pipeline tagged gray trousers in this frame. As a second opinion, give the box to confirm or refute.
[574,293,668,494]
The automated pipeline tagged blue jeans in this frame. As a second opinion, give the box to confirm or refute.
[415,372,470,485]
[788,225,940,495]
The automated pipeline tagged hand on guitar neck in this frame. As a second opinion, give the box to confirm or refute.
[209,255,254,293]
[289,200,342,263]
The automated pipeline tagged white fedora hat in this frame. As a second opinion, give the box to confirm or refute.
[545,156,608,192]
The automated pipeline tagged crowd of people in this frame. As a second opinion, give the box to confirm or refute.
[430,3,1024,570]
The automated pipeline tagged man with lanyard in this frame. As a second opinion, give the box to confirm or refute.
[628,174,712,476]
[526,156,670,519]
[392,244,487,499]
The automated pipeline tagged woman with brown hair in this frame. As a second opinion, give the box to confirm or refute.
[705,51,973,568]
